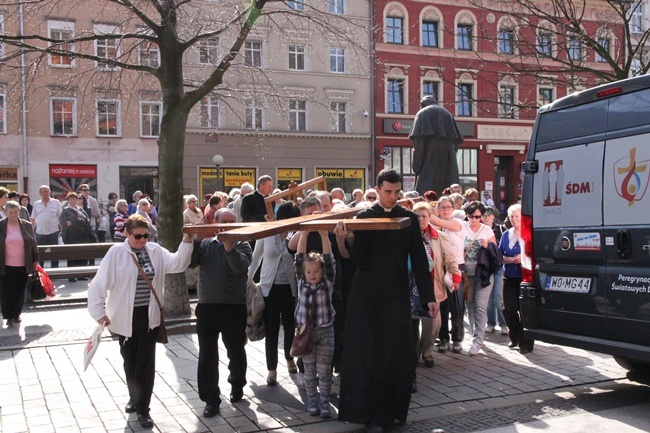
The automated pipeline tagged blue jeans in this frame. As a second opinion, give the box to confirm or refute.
[487,268,506,327]
[35,231,59,268]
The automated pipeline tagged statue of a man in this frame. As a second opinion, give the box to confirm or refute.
[409,96,464,195]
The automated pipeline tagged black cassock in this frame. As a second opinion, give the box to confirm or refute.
[339,204,434,426]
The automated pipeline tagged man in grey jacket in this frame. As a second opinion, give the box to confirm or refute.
[189,208,252,418]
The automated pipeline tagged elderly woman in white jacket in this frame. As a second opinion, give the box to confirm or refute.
[88,214,192,429]
[247,201,300,386]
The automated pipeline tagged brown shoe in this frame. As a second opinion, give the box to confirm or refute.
[287,360,298,374]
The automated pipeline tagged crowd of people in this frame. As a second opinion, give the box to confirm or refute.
[1,175,528,432]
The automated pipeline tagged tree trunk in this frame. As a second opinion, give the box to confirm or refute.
[158,105,191,316]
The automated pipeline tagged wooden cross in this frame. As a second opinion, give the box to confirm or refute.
[182,177,429,242]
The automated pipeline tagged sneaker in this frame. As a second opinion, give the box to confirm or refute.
[452,342,462,353]
[485,325,495,333]
[438,340,449,353]
[307,396,320,416]
[468,343,481,356]
[297,372,305,390]
[320,400,331,419]
[500,326,510,335]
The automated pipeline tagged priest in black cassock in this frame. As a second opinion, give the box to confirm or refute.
[336,169,438,433]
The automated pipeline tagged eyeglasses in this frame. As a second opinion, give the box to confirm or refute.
[131,233,150,240]
[367,196,377,200]
[438,206,453,210]
[468,214,483,219]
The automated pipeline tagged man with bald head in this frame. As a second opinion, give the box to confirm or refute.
[330,188,345,203]
[31,185,62,267]
[189,208,252,417]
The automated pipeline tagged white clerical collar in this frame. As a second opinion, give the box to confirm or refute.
[377,202,395,212]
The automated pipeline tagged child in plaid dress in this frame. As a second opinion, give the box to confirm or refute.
[294,230,336,418]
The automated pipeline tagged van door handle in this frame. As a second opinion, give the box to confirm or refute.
[617,230,631,259]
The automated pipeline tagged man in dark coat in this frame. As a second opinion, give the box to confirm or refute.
[337,169,438,433]
[409,95,464,195]
[241,175,274,222]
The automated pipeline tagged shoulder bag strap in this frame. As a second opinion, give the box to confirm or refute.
[130,253,163,310]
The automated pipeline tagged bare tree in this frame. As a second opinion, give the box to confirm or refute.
[0,0,369,314]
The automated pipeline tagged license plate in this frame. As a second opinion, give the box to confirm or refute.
[545,276,592,293]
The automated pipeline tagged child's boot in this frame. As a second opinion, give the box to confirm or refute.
[320,396,331,419]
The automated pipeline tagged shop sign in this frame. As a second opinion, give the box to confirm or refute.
[277,168,303,182]
[49,164,97,199]
[0,167,18,181]
[199,166,257,188]
[383,119,414,135]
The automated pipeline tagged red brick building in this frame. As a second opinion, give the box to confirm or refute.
[373,0,619,215]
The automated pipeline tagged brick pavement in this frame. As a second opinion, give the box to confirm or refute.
[0,283,631,433]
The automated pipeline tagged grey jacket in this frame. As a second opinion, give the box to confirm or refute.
[190,237,252,305]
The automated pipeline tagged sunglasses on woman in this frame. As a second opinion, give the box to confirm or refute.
[131,233,150,239]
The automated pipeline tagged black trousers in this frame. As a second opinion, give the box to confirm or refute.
[196,303,247,405]
[118,306,158,416]
[263,284,295,371]
[502,277,534,350]
[0,266,28,320]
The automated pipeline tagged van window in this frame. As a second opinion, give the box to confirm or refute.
[607,90,650,132]
[536,100,608,145]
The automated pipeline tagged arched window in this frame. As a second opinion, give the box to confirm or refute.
[420,6,443,48]
[455,10,477,51]
[384,2,409,45]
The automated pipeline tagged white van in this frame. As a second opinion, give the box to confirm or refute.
[520,74,650,376]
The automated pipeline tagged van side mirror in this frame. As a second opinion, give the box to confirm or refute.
[521,160,539,174]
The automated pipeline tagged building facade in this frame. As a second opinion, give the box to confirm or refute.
[373,0,621,215]
[0,0,372,203]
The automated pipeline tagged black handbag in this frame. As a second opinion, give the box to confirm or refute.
[27,272,47,301]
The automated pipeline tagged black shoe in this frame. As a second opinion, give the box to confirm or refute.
[78,277,89,281]
[68,278,77,282]
[366,421,384,433]
[520,347,534,354]
[508,341,519,349]
[230,388,244,403]
[137,413,154,428]
[423,356,435,368]
[411,380,418,393]
[124,400,136,413]
[13,316,21,324]
[203,403,219,418]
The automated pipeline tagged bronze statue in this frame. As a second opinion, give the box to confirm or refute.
[409,96,464,195]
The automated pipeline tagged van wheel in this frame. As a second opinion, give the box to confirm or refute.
[615,357,650,384]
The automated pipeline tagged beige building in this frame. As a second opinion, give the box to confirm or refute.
[0,0,372,202]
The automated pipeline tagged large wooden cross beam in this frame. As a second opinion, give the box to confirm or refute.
[264,176,327,221]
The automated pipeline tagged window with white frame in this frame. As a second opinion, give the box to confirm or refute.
[567,36,582,61]
[330,47,345,73]
[537,31,553,57]
[422,80,439,101]
[457,24,473,51]
[94,24,120,70]
[199,37,219,65]
[457,83,473,117]
[139,39,160,68]
[331,101,347,133]
[289,45,305,70]
[422,21,439,47]
[288,0,304,10]
[632,3,644,34]
[538,87,554,106]
[386,17,404,44]
[140,101,161,137]
[244,41,262,67]
[631,58,642,76]
[0,91,6,134]
[329,0,344,15]
[498,85,516,118]
[387,78,404,114]
[200,97,219,128]
[596,37,610,63]
[48,20,75,67]
[498,28,515,54]
[51,97,77,135]
[457,148,478,190]
[96,99,121,136]
[246,100,263,129]
[289,99,306,131]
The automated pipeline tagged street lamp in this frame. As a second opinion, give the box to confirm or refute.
[212,154,224,191]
